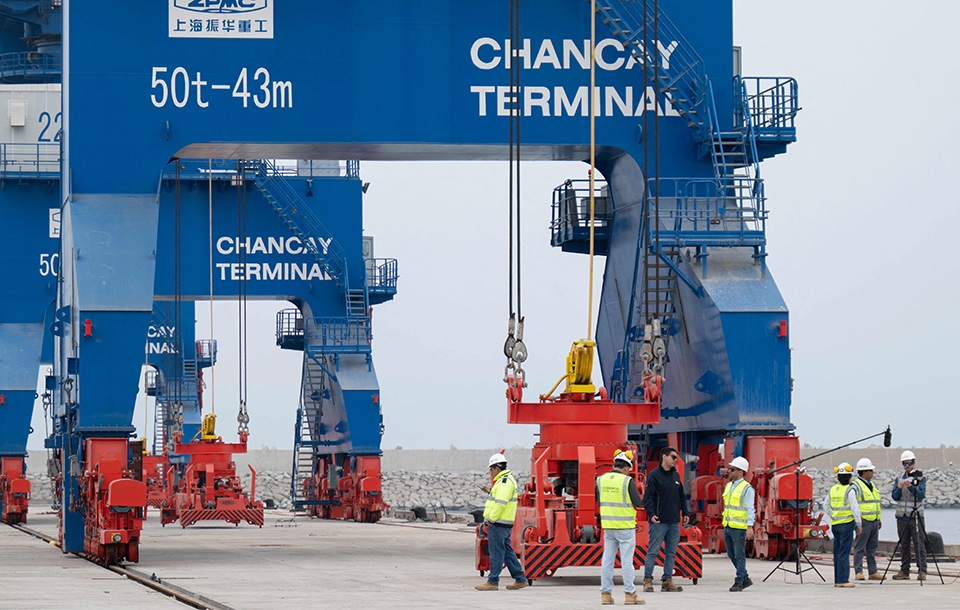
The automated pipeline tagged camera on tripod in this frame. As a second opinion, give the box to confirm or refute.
[908,470,924,486]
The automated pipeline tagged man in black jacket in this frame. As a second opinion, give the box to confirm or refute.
[642,446,690,593]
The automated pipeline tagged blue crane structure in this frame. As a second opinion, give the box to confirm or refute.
[0,2,398,555]
[0,0,802,562]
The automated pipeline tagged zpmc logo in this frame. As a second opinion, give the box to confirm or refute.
[174,0,268,13]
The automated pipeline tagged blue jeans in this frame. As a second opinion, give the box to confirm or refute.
[724,527,748,583]
[644,522,680,580]
[600,528,637,594]
[486,524,526,586]
[832,521,855,584]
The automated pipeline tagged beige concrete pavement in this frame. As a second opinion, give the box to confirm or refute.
[3,507,958,609]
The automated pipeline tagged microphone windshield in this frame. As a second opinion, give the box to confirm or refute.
[883,426,892,448]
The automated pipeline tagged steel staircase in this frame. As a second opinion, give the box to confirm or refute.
[291,356,327,507]
[249,159,371,322]
[152,398,166,455]
[594,1,764,204]
[596,1,767,401]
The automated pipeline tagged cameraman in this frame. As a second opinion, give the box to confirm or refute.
[891,450,927,580]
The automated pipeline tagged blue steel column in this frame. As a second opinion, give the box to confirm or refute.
[54,195,159,551]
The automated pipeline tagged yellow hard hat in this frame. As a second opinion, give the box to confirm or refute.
[834,462,853,474]
[614,450,634,464]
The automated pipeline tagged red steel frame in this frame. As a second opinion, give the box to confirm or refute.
[0,456,30,524]
[76,438,146,565]
[159,431,264,528]
[690,435,828,559]
[476,378,703,582]
[310,455,388,523]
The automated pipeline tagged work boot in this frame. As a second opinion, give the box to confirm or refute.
[892,572,910,580]
[729,581,743,592]
[742,577,753,589]
[661,578,683,592]
[600,592,614,605]
[834,582,855,588]
[624,591,644,605]
[643,577,654,593]
[475,582,498,591]
[505,580,528,590]
[868,572,885,581]
[918,571,927,581]
[855,572,865,581]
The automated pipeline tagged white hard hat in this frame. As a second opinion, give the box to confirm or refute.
[613,450,634,464]
[728,456,749,472]
[488,452,508,468]
[856,458,875,471]
[901,450,916,462]
[834,462,853,474]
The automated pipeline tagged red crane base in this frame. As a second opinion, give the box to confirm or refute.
[160,436,264,528]
[310,456,388,523]
[78,438,146,565]
[0,457,30,525]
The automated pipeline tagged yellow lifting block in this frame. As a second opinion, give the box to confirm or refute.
[565,339,596,394]
[201,413,218,440]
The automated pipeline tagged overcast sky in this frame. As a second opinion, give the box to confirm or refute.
[28,1,960,454]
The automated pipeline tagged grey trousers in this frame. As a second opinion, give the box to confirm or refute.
[897,515,927,574]
[853,519,880,574]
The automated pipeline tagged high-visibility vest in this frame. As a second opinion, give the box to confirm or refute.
[854,477,881,522]
[830,483,854,525]
[722,479,751,530]
[483,469,519,527]
[597,471,636,530]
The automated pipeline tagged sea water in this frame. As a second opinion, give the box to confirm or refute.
[879,508,960,544]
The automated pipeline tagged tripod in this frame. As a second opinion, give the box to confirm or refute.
[764,468,824,583]
[881,475,943,585]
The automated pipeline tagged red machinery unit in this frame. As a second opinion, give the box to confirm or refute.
[143,454,168,510]
[476,376,703,582]
[160,429,264,528]
[0,457,30,524]
[77,438,146,565]
[311,455,388,523]
[691,435,827,559]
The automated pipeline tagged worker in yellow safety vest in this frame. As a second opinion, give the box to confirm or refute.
[596,450,644,606]
[722,456,755,592]
[822,462,862,587]
[852,458,883,581]
[476,452,528,591]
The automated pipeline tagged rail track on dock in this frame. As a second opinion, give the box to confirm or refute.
[6,522,235,610]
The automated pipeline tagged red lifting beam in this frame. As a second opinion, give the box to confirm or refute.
[159,431,263,528]
[477,384,703,583]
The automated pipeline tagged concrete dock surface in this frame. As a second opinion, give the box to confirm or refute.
[2,508,957,609]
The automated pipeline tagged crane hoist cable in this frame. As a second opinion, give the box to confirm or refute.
[503,0,528,391]
[207,158,215,415]
[236,160,250,436]
[541,0,604,400]
[172,160,185,441]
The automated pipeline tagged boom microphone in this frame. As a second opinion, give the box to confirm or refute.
[883,425,892,448]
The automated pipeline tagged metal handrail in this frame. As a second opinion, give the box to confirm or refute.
[647,177,766,245]
[550,179,613,237]
[305,317,372,353]
[365,258,398,290]
[735,76,799,133]
[195,339,217,361]
[276,308,305,345]
[0,143,60,178]
[0,51,62,81]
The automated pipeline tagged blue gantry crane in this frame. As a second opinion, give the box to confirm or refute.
[0,0,807,564]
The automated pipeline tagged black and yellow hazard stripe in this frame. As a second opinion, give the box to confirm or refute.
[522,541,702,580]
